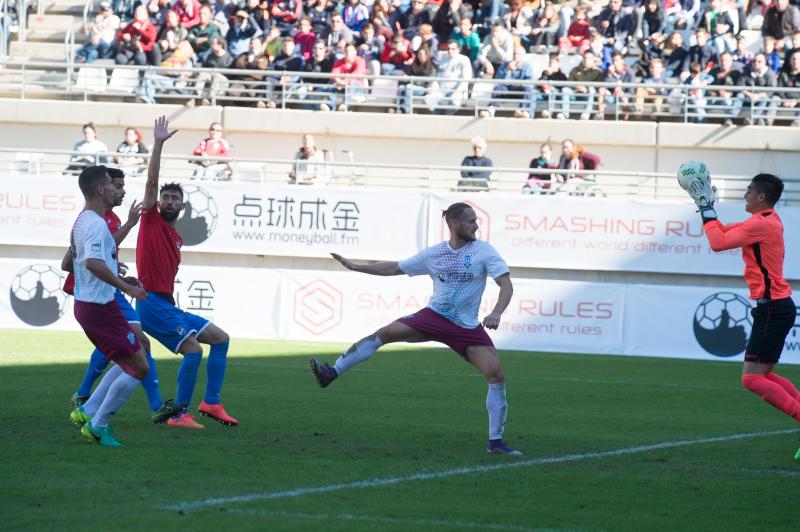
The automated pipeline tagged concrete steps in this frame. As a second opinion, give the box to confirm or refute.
[9,41,71,61]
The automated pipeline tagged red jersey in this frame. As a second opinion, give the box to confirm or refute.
[704,208,792,300]
[136,206,182,299]
[63,210,121,295]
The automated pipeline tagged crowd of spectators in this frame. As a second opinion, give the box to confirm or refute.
[70,0,800,123]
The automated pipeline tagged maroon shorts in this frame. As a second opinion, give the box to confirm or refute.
[74,299,141,375]
[398,307,494,359]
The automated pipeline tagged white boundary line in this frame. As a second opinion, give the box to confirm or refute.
[226,509,571,532]
[161,428,798,512]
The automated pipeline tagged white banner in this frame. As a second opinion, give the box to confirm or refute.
[428,194,800,277]
[0,175,427,260]
[1,259,798,363]
[0,258,281,340]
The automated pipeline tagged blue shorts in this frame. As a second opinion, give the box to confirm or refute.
[115,290,140,323]
[136,291,210,353]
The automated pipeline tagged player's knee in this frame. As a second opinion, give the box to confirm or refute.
[180,338,203,355]
[215,330,230,344]
[485,367,505,384]
[130,357,149,380]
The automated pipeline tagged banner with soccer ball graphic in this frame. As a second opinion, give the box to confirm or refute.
[2,258,797,364]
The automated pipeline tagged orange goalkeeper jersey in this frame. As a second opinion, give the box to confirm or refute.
[704,208,792,301]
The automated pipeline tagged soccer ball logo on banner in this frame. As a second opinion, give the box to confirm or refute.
[9,264,68,326]
[175,184,218,246]
[693,292,753,357]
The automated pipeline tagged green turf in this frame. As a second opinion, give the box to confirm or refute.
[2,328,798,531]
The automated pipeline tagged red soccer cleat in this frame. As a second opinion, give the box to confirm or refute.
[198,401,239,426]
[167,412,205,429]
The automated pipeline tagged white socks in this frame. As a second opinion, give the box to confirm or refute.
[334,334,384,375]
[486,383,508,441]
[91,373,141,429]
[82,364,123,417]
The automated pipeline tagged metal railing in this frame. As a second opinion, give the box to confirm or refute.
[1,59,800,125]
[1,146,797,205]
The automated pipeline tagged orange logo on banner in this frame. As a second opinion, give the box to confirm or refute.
[293,279,343,335]
[439,200,491,242]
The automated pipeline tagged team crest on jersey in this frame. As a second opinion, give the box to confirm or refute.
[176,242,182,250]
[176,326,186,336]
[91,241,101,252]
[127,332,135,345]
[463,256,472,268]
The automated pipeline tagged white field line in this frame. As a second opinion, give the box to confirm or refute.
[226,509,577,532]
[160,428,798,512]
[232,361,734,390]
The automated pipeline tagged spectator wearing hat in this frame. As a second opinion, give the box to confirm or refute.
[226,9,259,57]
[75,1,120,63]
[458,136,493,190]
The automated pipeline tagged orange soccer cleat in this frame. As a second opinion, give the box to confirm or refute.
[198,401,239,426]
[167,412,205,429]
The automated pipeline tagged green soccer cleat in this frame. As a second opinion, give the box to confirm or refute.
[69,406,91,428]
[80,423,122,447]
[151,399,184,424]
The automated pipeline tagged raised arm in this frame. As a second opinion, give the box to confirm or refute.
[144,116,178,209]
[483,273,513,329]
[331,253,404,276]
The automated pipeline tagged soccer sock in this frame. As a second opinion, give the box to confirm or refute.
[82,364,123,417]
[486,382,508,441]
[742,374,800,422]
[176,352,202,409]
[334,334,383,375]
[765,373,800,400]
[91,372,141,429]
[204,340,229,405]
[76,348,110,397]
[140,352,163,412]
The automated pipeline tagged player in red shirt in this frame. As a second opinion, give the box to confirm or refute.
[64,167,177,424]
[135,116,237,429]
[690,172,799,459]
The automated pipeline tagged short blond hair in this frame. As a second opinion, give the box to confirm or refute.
[471,136,487,149]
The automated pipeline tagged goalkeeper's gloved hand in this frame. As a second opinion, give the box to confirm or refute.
[698,185,718,224]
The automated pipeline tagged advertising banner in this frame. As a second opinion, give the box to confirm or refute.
[1,258,798,364]
[0,175,427,260]
[428,194,800,277]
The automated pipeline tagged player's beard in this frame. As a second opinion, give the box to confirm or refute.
[458,227,477,241]
[160,208,180,222]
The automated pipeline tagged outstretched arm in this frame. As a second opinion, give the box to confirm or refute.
[144,116,178,210]
[331,253,403,276]
[483,273,513,330]
[704,217,767,252]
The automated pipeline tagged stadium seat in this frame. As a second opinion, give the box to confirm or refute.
[108,68,140,94]
[9,151,44,175]
[370,78,398,104]
[74,66,107,93]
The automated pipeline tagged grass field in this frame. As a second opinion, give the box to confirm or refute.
[2,328,799,531]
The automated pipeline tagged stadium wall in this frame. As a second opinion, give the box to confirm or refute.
[1,175,798,364]
[1,99,799,177]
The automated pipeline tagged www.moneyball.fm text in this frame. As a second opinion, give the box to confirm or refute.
[232,230,360,246]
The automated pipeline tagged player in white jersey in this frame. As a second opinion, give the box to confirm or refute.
[310,202,520,455]
[68,166,149,447]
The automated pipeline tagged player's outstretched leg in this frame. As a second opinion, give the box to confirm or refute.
[742,370,800,423]
[310,322,427,388]
[72,348,110,407]
[196,325,238,426]
[75,364,124,427]
[465,346,522,457]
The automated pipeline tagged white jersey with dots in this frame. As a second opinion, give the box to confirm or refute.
[398,240,509,328]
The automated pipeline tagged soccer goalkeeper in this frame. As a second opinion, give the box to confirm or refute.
[682,170,799,459]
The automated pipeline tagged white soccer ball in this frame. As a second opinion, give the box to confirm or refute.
[677,160,710,191]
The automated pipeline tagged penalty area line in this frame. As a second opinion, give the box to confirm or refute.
[159,428,798,512]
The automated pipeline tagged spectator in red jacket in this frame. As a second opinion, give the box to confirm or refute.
[192,122,233,179]
[294,16,317,61]
[174,0,202,29]
[115,5,158,65]
[560,6,592,54]
[380,33,415,75]
[329,43,367,110]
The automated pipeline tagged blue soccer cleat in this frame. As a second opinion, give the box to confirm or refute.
[81,423,122,447]
[486,439,523,456]
[310,357,338,388]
